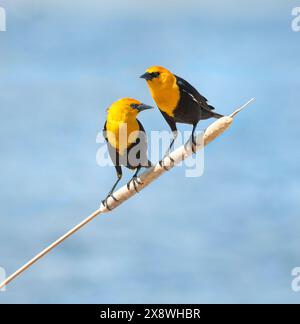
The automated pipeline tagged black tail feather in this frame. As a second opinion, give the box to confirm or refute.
[212,112,224,119]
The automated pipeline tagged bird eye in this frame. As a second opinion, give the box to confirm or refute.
[151,72,160,78]
[130,103,139,109]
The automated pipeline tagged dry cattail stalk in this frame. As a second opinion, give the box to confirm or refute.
[0,98,255,290]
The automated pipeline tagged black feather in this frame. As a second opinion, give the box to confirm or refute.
[103,120,151,170]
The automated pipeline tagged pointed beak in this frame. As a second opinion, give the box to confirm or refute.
[137,103,154,112]
[140,72,153,81]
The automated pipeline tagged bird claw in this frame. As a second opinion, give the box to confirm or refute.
[127,176,142,192]
[101,193,118,211]
[159,155,175,171]
[110,194,118,202]
[101,198,111,211]
[184,136,197,154]
[169,156,175,164]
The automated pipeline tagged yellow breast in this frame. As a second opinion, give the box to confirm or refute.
[106,119,139,155]
[148,78,180,117]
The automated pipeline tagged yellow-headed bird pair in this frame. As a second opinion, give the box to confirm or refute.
[102,66,223,207]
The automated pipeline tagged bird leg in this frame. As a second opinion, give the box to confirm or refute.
[127,166,143,192]
[184,124,198,154]
[159,131,177,171]
[101,169,122,210]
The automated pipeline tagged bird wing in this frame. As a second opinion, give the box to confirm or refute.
[126,120,151,168]
[129,119,148,154]
[159,110,177,132]
[175,75,215,112]
[103,121,108,141]
[103,121,151,168]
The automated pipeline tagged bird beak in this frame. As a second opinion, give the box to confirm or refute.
[140,72,153,81]
[137,103,154,112]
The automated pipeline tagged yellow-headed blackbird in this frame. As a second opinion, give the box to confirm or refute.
[102,98,153,208]
[140,66,223,162]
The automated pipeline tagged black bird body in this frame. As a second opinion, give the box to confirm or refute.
[103,119,151,172]
[173,75,222,123]
[101,98,152,208]
[141,66,223,158]
[160,75,223,133]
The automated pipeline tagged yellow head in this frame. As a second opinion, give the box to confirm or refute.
[140,66,179,116]
[106,98,153,154]
[107,98,153,122]
[140,66,176,88]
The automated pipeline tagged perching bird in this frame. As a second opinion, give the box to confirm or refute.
[140,66,223,164]
[102,98,153,208]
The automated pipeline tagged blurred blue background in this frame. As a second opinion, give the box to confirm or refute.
[0,0,300,303]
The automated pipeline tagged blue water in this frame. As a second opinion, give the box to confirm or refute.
[0,0,300,303]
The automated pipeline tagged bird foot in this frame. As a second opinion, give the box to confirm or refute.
[101,193,118,211]
[127,176,143,192]
[159,155,175,171]
[184,136,197,154]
